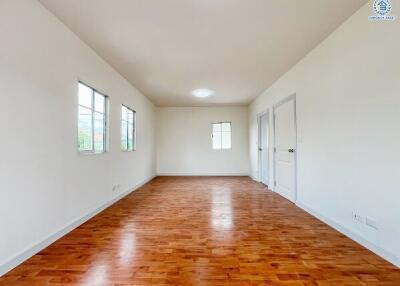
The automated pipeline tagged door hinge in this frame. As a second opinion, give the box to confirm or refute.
[274,180,277,186]
[274,147,277,152]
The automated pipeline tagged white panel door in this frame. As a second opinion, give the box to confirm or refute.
[259,113,269,185]
[274,97,297,202]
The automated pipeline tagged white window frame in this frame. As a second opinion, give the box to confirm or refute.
[121,105,136,152]
[212,122,232,150]
[77,81,109,154]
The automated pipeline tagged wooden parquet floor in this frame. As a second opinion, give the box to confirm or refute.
[1,176,399,285]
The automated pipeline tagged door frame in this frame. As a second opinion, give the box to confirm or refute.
[272,93,298,203]
[257,109,269,186]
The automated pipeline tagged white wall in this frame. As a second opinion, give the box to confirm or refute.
[0,0,156,274]
[249,1,400,266]
[157,107,249,176]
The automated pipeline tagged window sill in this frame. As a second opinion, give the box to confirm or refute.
[78,151,108,156]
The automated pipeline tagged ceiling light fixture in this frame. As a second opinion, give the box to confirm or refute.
[192,89,214,98]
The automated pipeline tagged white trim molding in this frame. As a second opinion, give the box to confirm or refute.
[0,175,156,277]
[296,201,400,268]
[156,173,250,177]
[250,174,261,182]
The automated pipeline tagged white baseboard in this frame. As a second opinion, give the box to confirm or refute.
[157,172,250,177]
[0,175,156,277]
[296,201,400,268]
[250,175,260,182]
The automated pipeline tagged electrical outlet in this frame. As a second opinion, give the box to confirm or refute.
[366,217,378,230]
[352,211,364,223]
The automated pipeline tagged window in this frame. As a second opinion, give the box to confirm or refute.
[121,105,136,151]
[212,122,231,150]
[78,82,108,153]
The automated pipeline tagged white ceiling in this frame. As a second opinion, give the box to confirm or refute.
[39,0,367,106]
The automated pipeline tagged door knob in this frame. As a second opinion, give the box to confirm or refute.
[258,148,262,151]
[288,149,295,153]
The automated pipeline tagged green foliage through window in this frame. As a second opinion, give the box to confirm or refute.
[121,105,136,151]
[78,82,107,153]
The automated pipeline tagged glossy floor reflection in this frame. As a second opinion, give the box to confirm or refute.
[1,177,399,285]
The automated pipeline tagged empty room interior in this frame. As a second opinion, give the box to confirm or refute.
[1,0,400,285]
